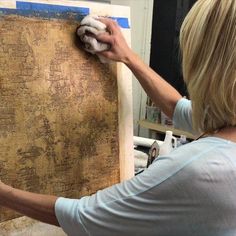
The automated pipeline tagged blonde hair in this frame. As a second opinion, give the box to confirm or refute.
[180,0,236,133]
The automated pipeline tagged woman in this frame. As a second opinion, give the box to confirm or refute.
[1,0,236,235]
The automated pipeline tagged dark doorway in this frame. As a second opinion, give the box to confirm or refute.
[150,0,197,96]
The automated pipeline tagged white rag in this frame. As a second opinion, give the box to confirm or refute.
[77,15,110,63]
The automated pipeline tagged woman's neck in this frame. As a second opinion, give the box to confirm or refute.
[212,126,236,143]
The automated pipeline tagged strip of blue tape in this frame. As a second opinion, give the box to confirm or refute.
[111,17,130,29]
[16,1,89,15]
[0,1,89,21]
[0,1,130,28]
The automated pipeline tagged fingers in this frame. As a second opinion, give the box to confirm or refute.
[95,32,114,45]
[95,17,121,46]
[98,50,115,60]
[98,17,120,35]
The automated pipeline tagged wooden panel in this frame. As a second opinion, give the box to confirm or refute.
[0,0,16,9]
[0,217,66,236]
[0,0,133,223]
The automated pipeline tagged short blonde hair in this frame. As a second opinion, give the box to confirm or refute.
[180,0,236,133]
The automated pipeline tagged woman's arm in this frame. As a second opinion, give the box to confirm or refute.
[0,181,59,226]
[96,18,182,119]
[125,53,182,119]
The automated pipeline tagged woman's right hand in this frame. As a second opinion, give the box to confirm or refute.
[96,17,134,64]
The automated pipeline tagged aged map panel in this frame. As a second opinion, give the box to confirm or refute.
[0,15,120,222]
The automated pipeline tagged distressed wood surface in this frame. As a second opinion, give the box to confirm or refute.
[0,216,66,236]
[0,0,133,226]
[0,14,120,222]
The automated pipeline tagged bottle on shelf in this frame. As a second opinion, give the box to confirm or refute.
[159,131,177,155]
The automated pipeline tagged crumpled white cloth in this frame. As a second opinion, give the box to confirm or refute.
[77,15,110,63]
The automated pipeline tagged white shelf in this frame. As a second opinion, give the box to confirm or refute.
[139,120,195,140]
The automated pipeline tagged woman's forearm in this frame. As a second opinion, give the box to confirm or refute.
[95,18,182,117]
[0,183,59,226]
[125,52,182,119]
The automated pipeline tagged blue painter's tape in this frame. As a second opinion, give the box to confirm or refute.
[111,17,130,29]
[0,1,89,21]
[0,1,130,29]
[16,1,89,15]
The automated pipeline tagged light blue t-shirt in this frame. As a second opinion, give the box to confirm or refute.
[55,98,236,236]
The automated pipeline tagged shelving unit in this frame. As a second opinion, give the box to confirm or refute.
[139,120,195,140]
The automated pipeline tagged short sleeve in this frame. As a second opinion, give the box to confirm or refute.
[54,150,181,235]
[54,135,236,236]
[54,170,166,236]
[55,197,89,236]
[172,98,195,134]
[54,142,205,236]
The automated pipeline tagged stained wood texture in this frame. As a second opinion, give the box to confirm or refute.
[0,217,66,236]
[0,2,133,222]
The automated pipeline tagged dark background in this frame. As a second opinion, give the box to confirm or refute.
[150,0,197,96]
